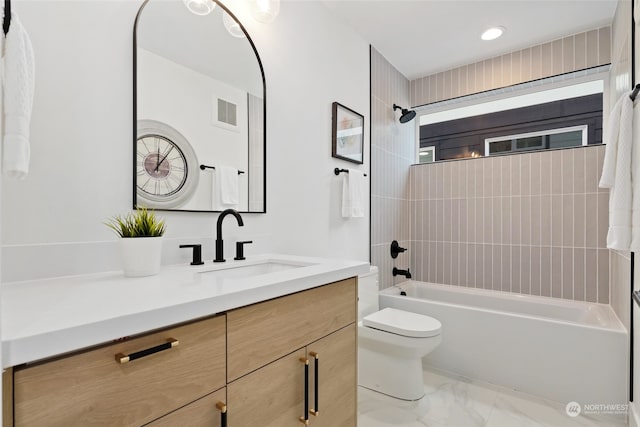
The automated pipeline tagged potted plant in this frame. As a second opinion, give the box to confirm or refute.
[106,207,166,277]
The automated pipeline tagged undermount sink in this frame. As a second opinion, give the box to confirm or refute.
[198,260,312,280]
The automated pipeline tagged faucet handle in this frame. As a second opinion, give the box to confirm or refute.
[234,241,253,261]
[179,244,204,266]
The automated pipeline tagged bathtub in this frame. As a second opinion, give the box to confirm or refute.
[380,281,627,406]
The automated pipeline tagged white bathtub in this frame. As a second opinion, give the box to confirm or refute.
[380,281,627,406]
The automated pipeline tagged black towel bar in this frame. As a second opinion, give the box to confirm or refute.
[334,167,367,177]
[200,165,245,175]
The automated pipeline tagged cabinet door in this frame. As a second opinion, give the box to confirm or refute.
[14,315,226,427]
[227,349,306,427]
[227,278,356,381]
[145,387,226,427]
[308,324,357,427]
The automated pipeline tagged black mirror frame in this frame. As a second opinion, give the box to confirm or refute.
[132,0,267,213]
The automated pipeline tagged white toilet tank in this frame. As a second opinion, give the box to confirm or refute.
[358,266,379,320]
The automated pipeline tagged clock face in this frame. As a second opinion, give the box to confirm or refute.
[135,120,199,209]
[137,135,188,197]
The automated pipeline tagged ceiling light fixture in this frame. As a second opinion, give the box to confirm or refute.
[481,26,505,41]
[223,11,246,38]
[183,0,216,16]
[249,0,280,23]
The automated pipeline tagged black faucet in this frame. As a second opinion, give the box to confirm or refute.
[393,267,412,279]
[214,209,244,263]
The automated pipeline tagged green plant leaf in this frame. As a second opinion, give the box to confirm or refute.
[105,207,166,238]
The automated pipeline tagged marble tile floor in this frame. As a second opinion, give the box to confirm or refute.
[358,368,627,427]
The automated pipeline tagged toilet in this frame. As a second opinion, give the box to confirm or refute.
[358,266,442,401]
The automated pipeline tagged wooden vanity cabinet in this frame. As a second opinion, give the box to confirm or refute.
[12,315,226,427]
[145,387,227,427]
[226,278,357,427]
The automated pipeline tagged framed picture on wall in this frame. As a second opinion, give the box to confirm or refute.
[332,102,364,164]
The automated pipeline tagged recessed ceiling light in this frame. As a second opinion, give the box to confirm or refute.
[481,26,505,41]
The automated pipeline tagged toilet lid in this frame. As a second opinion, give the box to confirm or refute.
[362,307,441,338]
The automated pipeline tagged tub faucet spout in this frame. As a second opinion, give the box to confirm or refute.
[393,267,411,279]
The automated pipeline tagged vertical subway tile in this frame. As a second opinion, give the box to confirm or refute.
[502,193,512,245]
[531,246,542,296]
[574,249,586,301]
[460,65,469,97]
[421,76,430,105]
[521,48,532,82]
[561,149,574,194]
[459,199,468,243]
[505,52,515,86]
[429,75,437,104]
[540,195,553,246]
[551,195,563,247]
[551,151,563,195]
[443,242,452,285]
[521,197,532,246]
[493,56,503,89]
[540,247,552,297]
[511,197,522,245]
[511,155,522,195]
[500,156,511,196]
[493,198,502,244]
[467,63,476,95]
[435,241,443,283]
[585,146,599,193]
[521,154,531,196]
[552,39,563,76]
[597,146,606,193]
[586,29,599,68]
[451,161,460,198]
[444,199,452,241]
[451,243,460,286]
[500,246,512,292]
[562,195,574,247]
[562,248,574,299]
[539,151,553,195]
[459,243,467,286]
[562,36,575,73]
[528,153,542,196]
[573,148,586,194]
[511,246,521,293]
[585,249,598,302]
[485,198,494,244]
[483,244,493,289]
[599,27,611,64]
[597,249,609,303]
[451,199,460,242]
[415,78,422,107]
[460,161,468,199]
[467,244,476,287]
[575,32,587,70]
[451,67,460,99]
[435,199,444,241]
[437,72,445,101]
[484,59,494,92]
[428,241,438,283]
[476,61,484,93]
[530,196,542,246]
[573,194,586,248]
[521,246,531,295]
[444,70,452,100]
[585,194,598,248]
[551,247,563,298]
[597,193,609,248]
[541,42,553,78]
[436,163,444,199]
[493,246,502,292]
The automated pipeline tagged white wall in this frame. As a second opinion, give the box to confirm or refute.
[0,0,370,282]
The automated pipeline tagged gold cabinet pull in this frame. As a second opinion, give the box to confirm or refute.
[299,358,309,425]
[309,352,319,416]
[115,338,179,364]
[216,401,227,427]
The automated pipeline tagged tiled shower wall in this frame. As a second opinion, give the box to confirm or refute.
[410,27,611,107]
[370,47,414,287]
[409,145,610,303]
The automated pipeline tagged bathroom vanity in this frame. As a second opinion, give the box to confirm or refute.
[1,255,367,426]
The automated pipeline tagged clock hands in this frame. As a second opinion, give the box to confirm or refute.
[155,146,174,173]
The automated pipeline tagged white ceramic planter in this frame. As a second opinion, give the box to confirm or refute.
[120,236,163,277]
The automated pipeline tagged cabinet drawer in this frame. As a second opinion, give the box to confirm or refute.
[227,278,356,381]
[14,315,226,427]
[145,387,226,427]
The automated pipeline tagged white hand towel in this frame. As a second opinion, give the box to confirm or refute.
[599,91,633,250]
[342,169,366,218]
[2,11,35,179]
[218,165,239,206]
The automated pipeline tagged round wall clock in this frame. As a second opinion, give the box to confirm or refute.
[136,120,199,208]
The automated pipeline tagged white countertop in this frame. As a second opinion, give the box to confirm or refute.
[1,254,369,367]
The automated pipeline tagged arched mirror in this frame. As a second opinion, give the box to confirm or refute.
[134,0,266,212]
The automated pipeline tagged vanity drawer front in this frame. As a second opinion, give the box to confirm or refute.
[145,387,227,427]
[14,315,226,427]
[227,278,356,381]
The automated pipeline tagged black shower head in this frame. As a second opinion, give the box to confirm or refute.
[393,104,416,123]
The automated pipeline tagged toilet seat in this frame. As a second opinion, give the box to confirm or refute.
[362,307,441,338]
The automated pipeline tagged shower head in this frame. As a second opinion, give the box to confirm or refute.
[393,104,416,123]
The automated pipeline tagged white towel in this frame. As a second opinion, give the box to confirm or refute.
[342,169,366,218]
[599,91,634,250]
[216,166,239,208]
[2,11,35,179]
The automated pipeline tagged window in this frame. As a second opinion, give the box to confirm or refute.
[484,125,587,156]
[418,146,435,164]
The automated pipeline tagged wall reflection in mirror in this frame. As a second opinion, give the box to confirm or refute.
[134,0,265,212]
